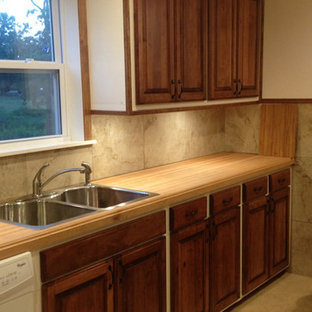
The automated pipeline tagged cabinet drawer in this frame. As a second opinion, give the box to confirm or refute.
[40,211,165,283]
[270,169,290,192]
[243,176,267,202]
[170,197,207,231]
[210,186,240,215]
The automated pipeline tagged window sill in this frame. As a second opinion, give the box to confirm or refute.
[0,140,97,158]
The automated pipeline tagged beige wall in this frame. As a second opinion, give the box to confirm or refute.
[262,0,312,98]
[0,108,225,203]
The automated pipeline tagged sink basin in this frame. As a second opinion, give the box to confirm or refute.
[0,200,97,230]
[55,184,157,209]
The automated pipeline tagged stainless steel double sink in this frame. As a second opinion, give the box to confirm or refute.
[0,185,157,230]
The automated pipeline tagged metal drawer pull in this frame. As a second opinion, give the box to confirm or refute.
[253,186,263,193]
[222,197,233,205]
[185,210,198,217]
[278,178,286,185]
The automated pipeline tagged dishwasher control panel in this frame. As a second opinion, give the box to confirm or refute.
[0,252,34,296]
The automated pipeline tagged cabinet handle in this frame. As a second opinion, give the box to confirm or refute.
[108,264,113,290]
[238,79,242,95]
[206,223,210,242]
[119,260,125,284]
[233,79,238,95]
[212,221,218,240]
[222,197,233,205]
[185,210,198,217]
[278,177,286,185]
[171,80,176,99]
[178,80,183,99]
[267,197,275,214]
[253,186,263,193]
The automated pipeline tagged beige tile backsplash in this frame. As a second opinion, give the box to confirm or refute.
[224,103,312,278]
[0,108,225,202]
[1,103,311,279]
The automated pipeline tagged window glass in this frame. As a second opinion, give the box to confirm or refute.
[0,69,62,141]
[0,0,54,61]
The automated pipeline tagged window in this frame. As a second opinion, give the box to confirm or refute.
[0,0,86,151]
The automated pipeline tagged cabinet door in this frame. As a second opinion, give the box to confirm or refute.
[210,207,240,312]
[237,0,262,97]
[269,188,290,276]
[171,221,209,312]
[208,0,238,99]
[134,0,175,104]
[42,260,113,312]
[243,196,269,294]
[175,0,207,101]
[115,238,166,312]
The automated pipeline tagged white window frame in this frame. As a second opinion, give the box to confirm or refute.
[0,0,93,156]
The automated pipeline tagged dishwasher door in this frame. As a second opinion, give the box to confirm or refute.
[0,252,41,312]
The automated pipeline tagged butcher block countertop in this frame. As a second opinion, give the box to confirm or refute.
[0,153,294,260]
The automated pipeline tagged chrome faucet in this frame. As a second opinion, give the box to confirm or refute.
[32,161,92,197]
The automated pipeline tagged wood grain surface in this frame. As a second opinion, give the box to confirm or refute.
[259,104,298,159]
[0,153,293,260]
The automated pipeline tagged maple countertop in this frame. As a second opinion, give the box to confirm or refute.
[0,153,294,260]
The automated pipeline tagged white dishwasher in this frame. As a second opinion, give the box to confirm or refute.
[0,252,41,312]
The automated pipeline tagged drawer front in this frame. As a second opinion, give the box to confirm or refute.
[243,176,267,202]
[170,197,207,231]
[40,211,166,283]
[270,169,290,192]
[210,186,240,215]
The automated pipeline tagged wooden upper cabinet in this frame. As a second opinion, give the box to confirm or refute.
[134,0,207,104]
[208,0,262,99]
[134,0,174,104]
[208,0,237,99]
[237,0,262,97]
[175,0,207,101]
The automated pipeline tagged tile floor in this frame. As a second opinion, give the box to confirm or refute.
[231,273,312,312]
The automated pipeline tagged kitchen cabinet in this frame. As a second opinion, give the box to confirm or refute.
[269,173,290,276]
[170,197,209,312]
[134,0,207,104]
[40,211,166,312]
[208,0,262,99]
[242,171,290,295]
[115,239,166,312]
[242,177,269,294]
[42,260,114,312]
[210,187,241,312]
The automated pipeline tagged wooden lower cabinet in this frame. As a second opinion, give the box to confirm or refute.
[171,221,210,312]
[243,196,269,294]
[243,184,290,295]
[115,238,166,312]
[42,260,114,312]
[269,188,290,276]
[210,207,241,312]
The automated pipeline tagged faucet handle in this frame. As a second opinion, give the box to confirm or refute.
[33,162,50,197]
[81,162,92,185]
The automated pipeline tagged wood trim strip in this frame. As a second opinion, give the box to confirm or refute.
[123,0,133,114]
[259,104,298,159]
[91,101,260,115]
[78,0,92,140]
[40,211,165,283]
[261,99,312,103]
